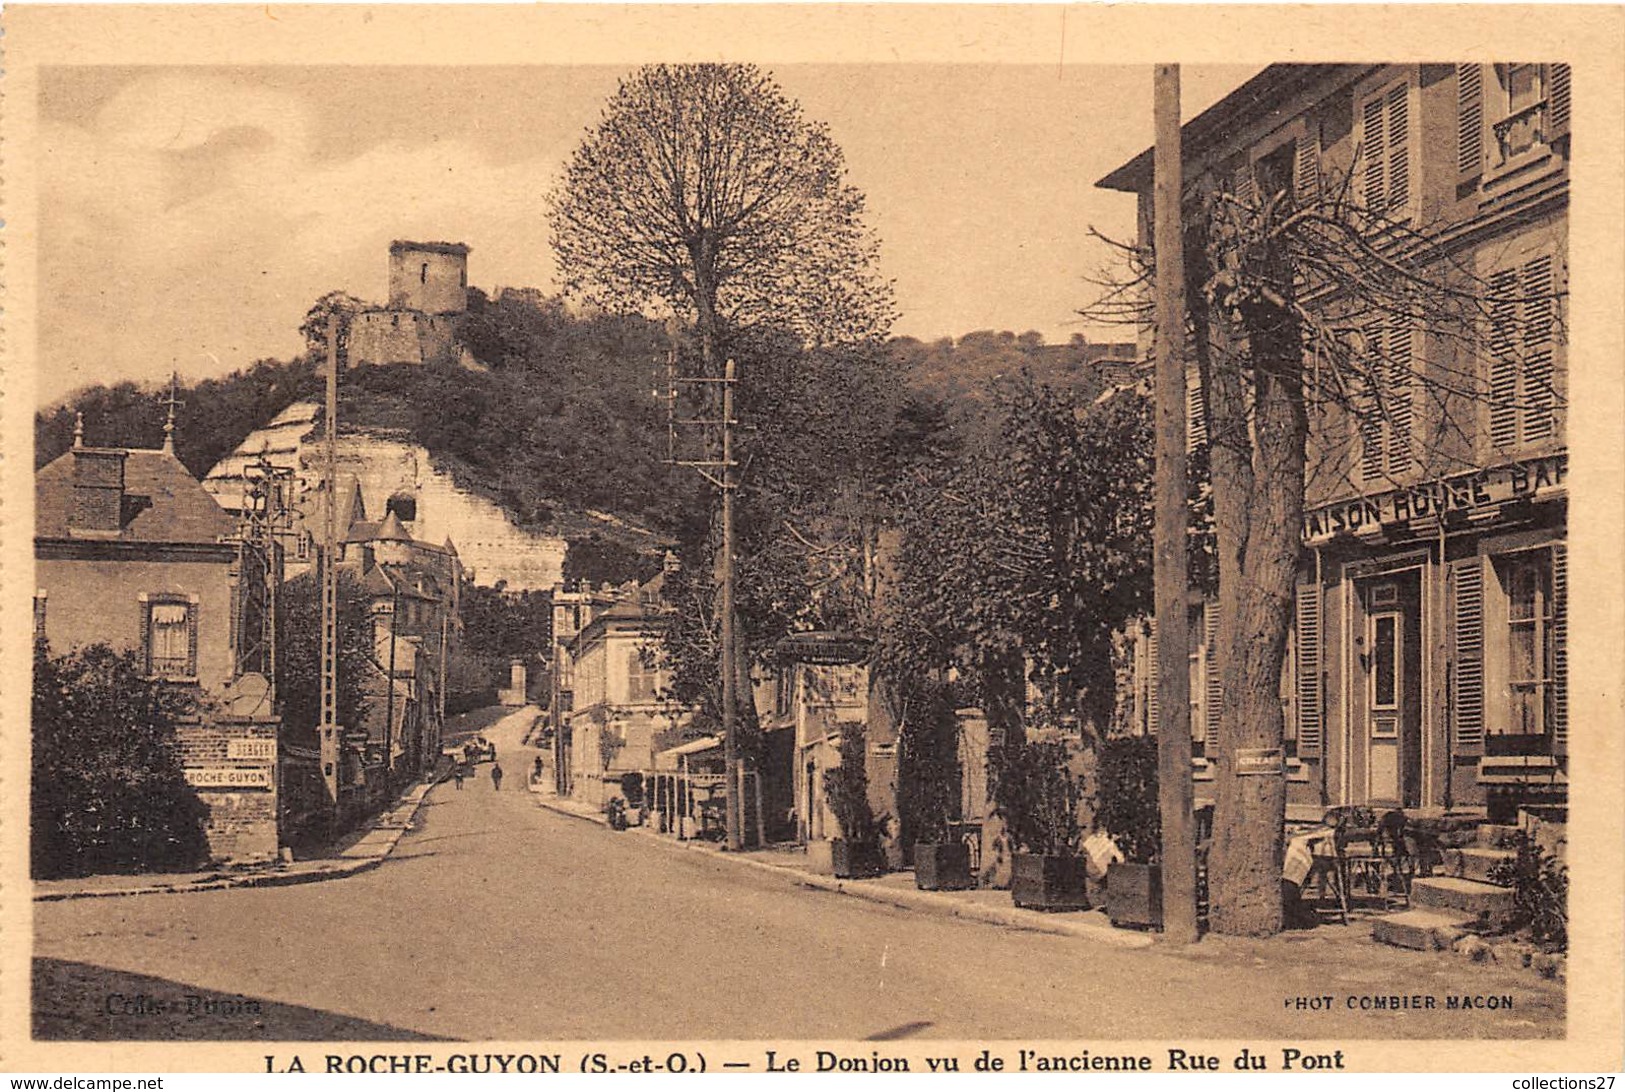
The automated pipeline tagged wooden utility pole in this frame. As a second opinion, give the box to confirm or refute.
[719,356,742,851]
[1153,63,1199,945]
[659,343,744,851]
[319,319,341,813]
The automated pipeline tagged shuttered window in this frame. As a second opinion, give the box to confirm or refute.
[1359,80,1413,217]
[1458,63,1485,181]
[1358,322,1416,483]
[1203,603,1222,753]
[1499,550,1558,741]
[1548,63,1572,140]
[1294,131,1321,205]
[1295,582,1323,757]
[1145,620,1160,735]
[142,596,198,680]
[1187,374,1208,450]
[1552,543,1567,755]
[1451,557,1486,755]
[1487,253,1560,451]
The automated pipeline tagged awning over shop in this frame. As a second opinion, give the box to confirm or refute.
[654,734,722,771]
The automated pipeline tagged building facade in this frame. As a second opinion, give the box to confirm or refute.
[558,564,693,808]
[1101,63,1569,817]
[34,423,281,863]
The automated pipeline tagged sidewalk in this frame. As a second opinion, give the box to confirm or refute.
[529,790,1155,950]
[32,777,441,903]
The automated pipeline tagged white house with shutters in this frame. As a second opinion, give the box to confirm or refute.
[1102,63,1568,818]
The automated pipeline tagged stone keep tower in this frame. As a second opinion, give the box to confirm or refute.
[387,240,469,315]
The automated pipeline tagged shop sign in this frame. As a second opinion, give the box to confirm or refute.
[226,739,276,761]
[1303,454,1566,545]
[1235,747,1284,776]
[184,766,273,790]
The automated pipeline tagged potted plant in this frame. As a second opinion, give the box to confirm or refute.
[900,693,974,890]
[823,725,888,879]
[997,737,1088,911]
[1095,734,1163,929]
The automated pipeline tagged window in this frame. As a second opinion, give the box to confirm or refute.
[1357,323,1416,483]
[33,591,47,645]
[145,598,196,680]
[1357,79,1413,217]
[627,644,658,702]
[1487,253,1560,451]
[1460,63,1572,180]
[1502,554,1555,737]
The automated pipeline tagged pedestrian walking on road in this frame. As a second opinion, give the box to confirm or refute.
[453,765,465,790]
[532,755,544,783]
[491,762,504,792]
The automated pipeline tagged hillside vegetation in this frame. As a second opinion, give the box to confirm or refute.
[36,289,1128,567]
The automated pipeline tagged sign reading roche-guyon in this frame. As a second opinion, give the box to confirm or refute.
[1302,453,1566,545]
[184,767,274,789]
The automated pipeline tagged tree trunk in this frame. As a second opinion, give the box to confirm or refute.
[1204,291,1305,937]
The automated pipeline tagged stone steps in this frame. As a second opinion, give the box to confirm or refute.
[1371,907,1477,951]
[1411,875,1515,917]
[1476,823,1524,849]
[1440,845,1516,884]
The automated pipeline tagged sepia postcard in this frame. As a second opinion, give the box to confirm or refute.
[2,3,1622,1076]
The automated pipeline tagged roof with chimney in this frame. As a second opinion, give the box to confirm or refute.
[35,444,235,545]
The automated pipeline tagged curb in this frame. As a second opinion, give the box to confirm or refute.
[532,796,1153,949]
[33,779,442,903]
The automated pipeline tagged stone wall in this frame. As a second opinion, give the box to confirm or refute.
[176,716,280,864]
[349,310,460,368]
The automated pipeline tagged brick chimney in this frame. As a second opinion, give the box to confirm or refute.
[70,449,127,534]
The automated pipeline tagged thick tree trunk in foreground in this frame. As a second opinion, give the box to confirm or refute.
[1205,299,1306,937]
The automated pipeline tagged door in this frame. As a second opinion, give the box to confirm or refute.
[1363,574,1422,806]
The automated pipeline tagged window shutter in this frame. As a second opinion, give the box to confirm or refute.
[1295,583,1323,756]
[1187,375,1208,449]
[1359,321,1386,482]
[1551,543,1567,755]
[187,602,200,678]
[138,594,152,675]
[1361,93,1388,211]
[1145,621,1160,736]
[1521,255,1557,443]
[1294,130,1321,204]
[1451,556,1486,755]
[1385,326,1414,474]
[1548,63,1572,141]
[1457,64,1484,181]
[1386,83,1411,212]
[1204,602,1222,751]
[1232,161,1257,209]
[1487,268,1520,449]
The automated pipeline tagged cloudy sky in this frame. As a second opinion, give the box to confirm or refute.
[37,63,1258,405]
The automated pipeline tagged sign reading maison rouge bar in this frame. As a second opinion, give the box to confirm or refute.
[1302,454,1566,545]
[184,767,273,790]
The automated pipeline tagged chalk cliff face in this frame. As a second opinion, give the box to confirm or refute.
[203,401,566,591]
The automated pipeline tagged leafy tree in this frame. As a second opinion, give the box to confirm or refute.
[885,379,1158,737]
[300,291,368,362]
[31,643,210,878]
[276,568,373,739]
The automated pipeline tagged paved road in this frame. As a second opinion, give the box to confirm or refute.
[34,709,1563,1041]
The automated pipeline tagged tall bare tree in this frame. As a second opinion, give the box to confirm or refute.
[547,63,894,375]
